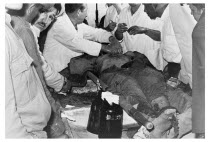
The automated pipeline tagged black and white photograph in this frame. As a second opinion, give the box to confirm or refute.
[2,0,207,139]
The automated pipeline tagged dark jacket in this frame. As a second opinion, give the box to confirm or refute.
[192,11,205,133]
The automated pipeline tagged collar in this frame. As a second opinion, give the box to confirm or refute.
[5,13,12,25]
[128,4,143,15]
[31,25,41,38]
[64,12,78,30]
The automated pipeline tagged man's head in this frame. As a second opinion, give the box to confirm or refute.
[143,4,158,19]
[28,4,55,24]
[65,3,88,24]
[129,3,141,8]
[188,4,205,21]
[144,4,168,19]
[7,3,55,24]
[106,3,113,7]
[34,4,62,32]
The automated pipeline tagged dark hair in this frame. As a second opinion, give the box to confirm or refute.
[192,3,205,10]
[54,3,62,15]
[65,3,85,14]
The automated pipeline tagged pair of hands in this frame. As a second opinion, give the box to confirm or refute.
[102,36,123,54]
[116,23,147,35]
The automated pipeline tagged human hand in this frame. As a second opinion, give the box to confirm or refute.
[128,26,147,35]
[109,36,123,54]
[116,23,128,34]
[60,78,72,93]
[107,20,117,32]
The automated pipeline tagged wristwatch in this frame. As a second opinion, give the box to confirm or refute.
[118,38,123,43]
[109,36,115,42]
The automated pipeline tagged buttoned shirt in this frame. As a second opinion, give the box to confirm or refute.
[44,13,112,72]
[30,25,64,92]
[5,13,51,138]
[117,4,164,70]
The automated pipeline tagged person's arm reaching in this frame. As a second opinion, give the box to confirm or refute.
[53,22,102,56]
[128,26,161,41]
[53,21,122,55]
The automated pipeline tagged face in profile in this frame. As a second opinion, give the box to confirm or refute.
[78,3,88,24]
[34,7,57,31]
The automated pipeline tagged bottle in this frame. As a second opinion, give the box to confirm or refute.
[87,90,103,134]
[98,99,123,138]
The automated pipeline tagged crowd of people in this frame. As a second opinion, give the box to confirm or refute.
[5,3,205,138]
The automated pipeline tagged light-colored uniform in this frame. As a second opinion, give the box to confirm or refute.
[170,4,196,87]
[30,25,64,92]
[160,5,182,64]
[104,4,128,28]
[5,13,51,138]
[117,4,164,70]
[44,13,112,72]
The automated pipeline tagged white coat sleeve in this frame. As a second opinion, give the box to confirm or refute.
[52,22,102,56]
[40,52,64,92]
[80,23,112,43]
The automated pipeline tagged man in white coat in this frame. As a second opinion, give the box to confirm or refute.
[43,3,122,73]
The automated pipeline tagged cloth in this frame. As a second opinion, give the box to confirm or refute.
[170,4,196,87]
[192,11,205,133]
[31,25,64,92]
[101,91,119,105]
[5,13,51,138]
[43,13,112,72]
[160,5,182,63]
[117,4,164,70]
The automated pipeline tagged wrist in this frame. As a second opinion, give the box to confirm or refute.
[109,36,115,42]
[144,28,149,34]
[59,77,68,92]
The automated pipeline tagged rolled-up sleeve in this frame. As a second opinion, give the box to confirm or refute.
[52,20,102,56]
[40,54,64,92]
[80,23,112,43]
